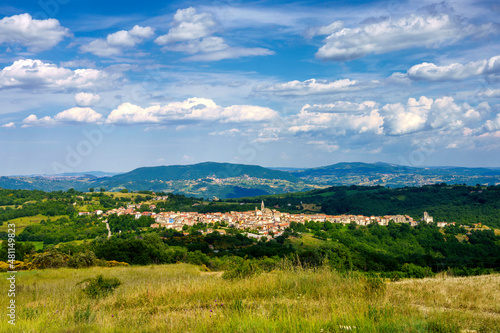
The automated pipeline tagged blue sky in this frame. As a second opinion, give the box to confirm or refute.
[1,0,500,175]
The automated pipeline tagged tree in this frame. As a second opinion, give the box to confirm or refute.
[89,188,94,193]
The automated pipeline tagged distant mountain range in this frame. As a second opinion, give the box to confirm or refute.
[1,162,499,198]
[288,162,500,186]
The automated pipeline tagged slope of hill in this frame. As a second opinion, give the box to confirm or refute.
[87,162,315,198]
[98,162,298,183]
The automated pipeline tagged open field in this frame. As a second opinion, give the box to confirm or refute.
[0,264,498,332]
[100,192,147,199]
[55,239,93,248]
[0,214,68,235]
[0,205,17,209]
[288,234,328,247]
[31,241,44,251]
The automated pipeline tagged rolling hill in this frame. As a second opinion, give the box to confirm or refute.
[96,162,298,183]
[89,162,310,198]
[1,161,500,198]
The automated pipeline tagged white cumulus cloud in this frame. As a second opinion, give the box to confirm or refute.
[382,96,483,135]
[54,107,103,123]
[221,105,278,122]
[155,7,217,45]
[74,92,101,107]
[81,25,155,57]
[22,114,55,127]
[289,103,384,135]
[315,13,496,61]
[164,36,228,54]
[0,13,71,51]
[155,7,273,62]
[105,98,278,125]
[284,96,486,137]
[484,113,500,132]
[1,122,15,128]
[0,59,119,91]
[22,107,104,127]
[403,55,500,81]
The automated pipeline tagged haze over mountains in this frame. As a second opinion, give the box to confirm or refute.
[1,162,500,199]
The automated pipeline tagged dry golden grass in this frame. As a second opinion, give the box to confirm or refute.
[389,274,500,324]
[0,264,498,332]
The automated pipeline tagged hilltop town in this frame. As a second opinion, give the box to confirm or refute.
[78,198,453,238]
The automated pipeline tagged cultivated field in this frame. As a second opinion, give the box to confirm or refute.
[0,264,498,332]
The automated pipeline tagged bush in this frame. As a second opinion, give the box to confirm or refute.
[95,259,108,267]
[106,260,129,267]
[184,250,210,266]
[77,275,122,298]
[68,251,97,268]
[93,259,129,267]
[0,260,30,271]
[389,271,405,282]
[401,263,433,278]
[222,258,261,280]
[31,250,68,269]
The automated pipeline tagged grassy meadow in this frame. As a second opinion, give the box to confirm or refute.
[0,214,68,235]
[0,264,498,332]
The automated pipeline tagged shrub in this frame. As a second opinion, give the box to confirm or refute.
[77,275,122,298]
[184,250,210,266]
[0,260,30,271]
[389,271,405,282]
[222,258,260,280]
[106,260,129,267]
[31,250,68,269]
[94,259,129,267]
[68,251,97,268]
[95,259,108,267]
[401,263,433,278]
[0,261,8,272]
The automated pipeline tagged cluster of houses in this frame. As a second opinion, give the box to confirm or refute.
[78,199,452,237]
[96,200,448,236]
